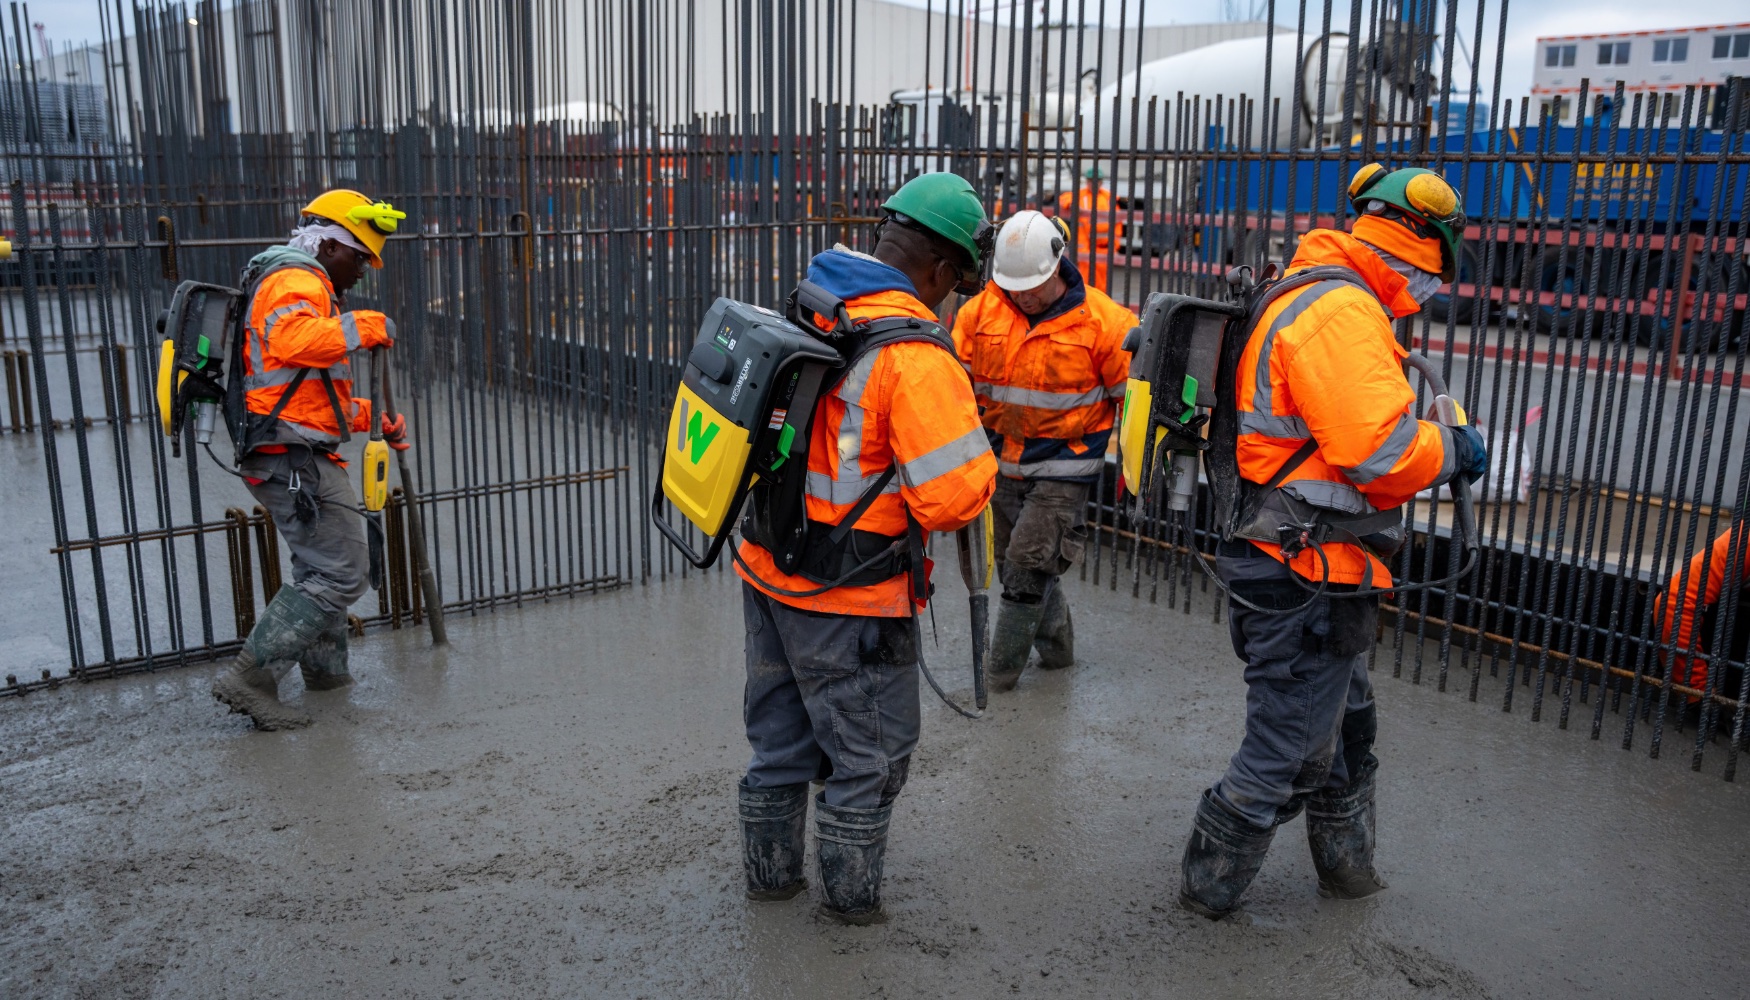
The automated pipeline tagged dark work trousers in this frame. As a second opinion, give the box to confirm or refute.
[742,583,921,809]
[991,477,1090,599]
[239,447,371,617]
[1211,542,1378,830]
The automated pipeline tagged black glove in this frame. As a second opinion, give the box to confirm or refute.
[1451,424,1488,485]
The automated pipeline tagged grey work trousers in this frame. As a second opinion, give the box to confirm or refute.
[1211,543,1378,830]
[991,477,1090,599]
[742,583,920,810]
[240,447,371,616]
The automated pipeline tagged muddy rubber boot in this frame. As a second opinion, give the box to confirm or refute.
[987,596,1046,693]
[1179,789,1277,919]
[815,796,892,925]
[739,778,809,901]
[1032,585,1074,670]
[300,618,353,691]
[210,585,331,731]
[1306,767,1388,900]
[211,650,311,731]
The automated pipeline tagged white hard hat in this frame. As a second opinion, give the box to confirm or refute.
[991,210,1067,291]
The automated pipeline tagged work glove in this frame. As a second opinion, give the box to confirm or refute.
[381,412,411,451]
[1450,424,1488,485]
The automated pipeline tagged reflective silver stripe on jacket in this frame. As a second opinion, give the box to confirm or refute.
[997,455,1106,478]
[807,347,891,506]
[1342,411,1419,485]
[805,468,901,504]
[1280,478,1376,515]
[972,381,1110,411]
[1237,410,1311,439]
[900,426,991,487]
[254,302,316,372]
[1250,279,1352,420]
[243,361,353,392]
[339,312,363,351]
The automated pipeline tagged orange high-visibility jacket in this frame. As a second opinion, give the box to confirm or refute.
[243,254,393,446]
[1057,184,1114,291]
[736,289,998,617]
[1656,526,1750,694]
[1235,228,1455,587]
[952,262,1134,481]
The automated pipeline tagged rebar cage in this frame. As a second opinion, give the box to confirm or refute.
[2,0,1748,779]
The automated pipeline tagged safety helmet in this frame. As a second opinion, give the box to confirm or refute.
[881,172,996,293]
[299,189,407,269]
[991,210,1069,292]
[1346,164,1465,281]
[1083,164,1106,181]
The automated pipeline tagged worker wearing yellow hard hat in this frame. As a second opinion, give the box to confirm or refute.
[209,188,411,731]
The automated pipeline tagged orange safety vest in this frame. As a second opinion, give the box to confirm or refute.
[1057,184,1114,292]
[1656,526,1750,695]
[1234,228,1453,587]
[736,289,998,616]
[952,265,1134,480]
[242,256,392,447]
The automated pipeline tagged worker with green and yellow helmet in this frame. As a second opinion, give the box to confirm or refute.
[734,172,998,924]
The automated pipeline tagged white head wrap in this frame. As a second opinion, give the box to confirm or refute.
[288,221,370,259]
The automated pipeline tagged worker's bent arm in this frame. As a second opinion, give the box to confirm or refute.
[887,343,997,533]
[258,271,393,371]
[1282,299,1453,505]
[950,296,981,376]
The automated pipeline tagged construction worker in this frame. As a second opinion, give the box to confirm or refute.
[209,189,407,732]
[952,209,1134,691]
[735,172,997,924]
[1056,165,1113,292]
[1177,165,1488,918]
[1656,523,1750,706]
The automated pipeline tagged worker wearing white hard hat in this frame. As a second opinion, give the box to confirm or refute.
[951,209,1137,693]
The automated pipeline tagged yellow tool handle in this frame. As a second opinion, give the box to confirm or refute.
[362,440,390,511]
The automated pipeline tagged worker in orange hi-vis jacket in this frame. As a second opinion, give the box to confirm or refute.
[1056,165,1114,292]
[209,189,408,732]
[952,209,1134,693]
[733,172,997,926]
[1656,524,1750,709]
[1179,165,1490,921]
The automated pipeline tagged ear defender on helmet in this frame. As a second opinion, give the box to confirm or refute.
[1347,162,1389,214]
[1049,216,1070,256]
[346,201,407,235]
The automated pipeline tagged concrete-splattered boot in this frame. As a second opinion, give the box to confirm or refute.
[815,797,892,925]
[1306,766,1388,900]
[739,779,808,901]
[300,617,354,691]
[986,596,1046,693]
[211,585,330,730]
[1179,789,1277,919]
[1032,585,1074,670]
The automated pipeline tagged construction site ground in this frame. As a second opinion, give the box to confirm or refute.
[3,568,1746,1000]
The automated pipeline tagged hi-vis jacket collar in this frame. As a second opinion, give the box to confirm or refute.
[1288,229,1421,319]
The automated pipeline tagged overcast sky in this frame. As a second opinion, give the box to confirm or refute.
[16,0,1750,107]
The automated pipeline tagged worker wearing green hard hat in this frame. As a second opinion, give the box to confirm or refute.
[878,171,997,295]
[732,170,997,924]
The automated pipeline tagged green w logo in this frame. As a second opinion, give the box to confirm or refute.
[678,399,720,464]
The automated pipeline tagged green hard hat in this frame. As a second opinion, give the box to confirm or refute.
[882,172,993,267]
[1347,163,1466,281]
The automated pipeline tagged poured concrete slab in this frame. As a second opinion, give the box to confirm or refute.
[3,569,1745,998]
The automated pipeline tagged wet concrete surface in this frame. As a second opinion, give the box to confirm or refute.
[3,568,1747,999]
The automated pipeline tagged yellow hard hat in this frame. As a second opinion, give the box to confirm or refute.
[299,189,406,268]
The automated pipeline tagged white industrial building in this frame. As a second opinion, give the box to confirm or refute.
[1531,21,1750,124]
